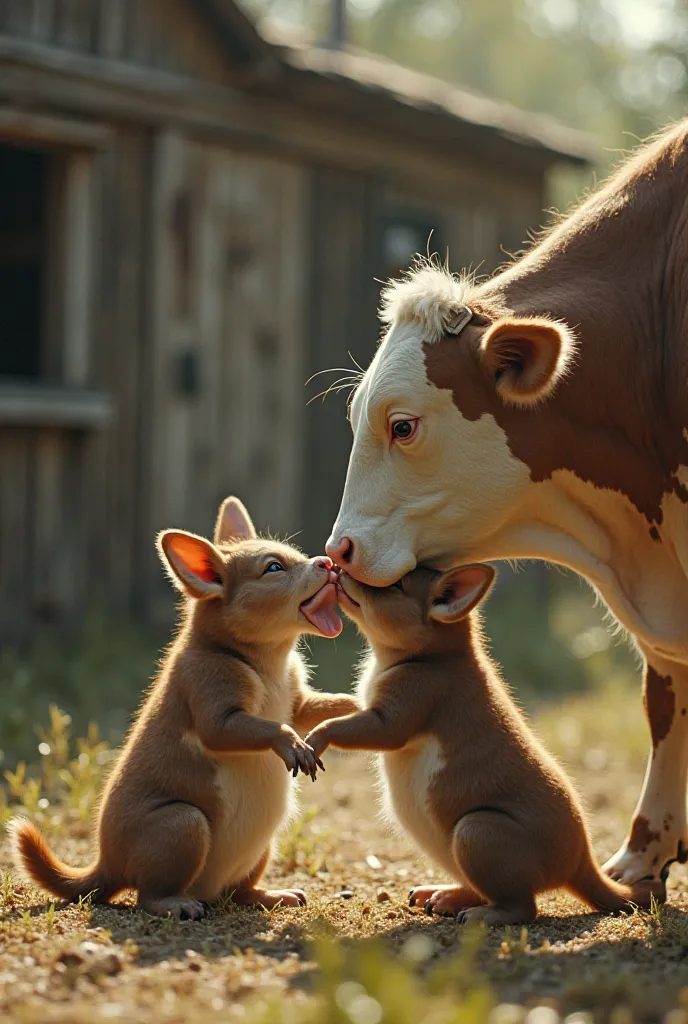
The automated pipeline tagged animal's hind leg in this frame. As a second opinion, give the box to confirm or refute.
[604,652,688,885]
[449,811,538,927]
[410,884,486,915]
[128,803,211,920]
[228,849,307,909]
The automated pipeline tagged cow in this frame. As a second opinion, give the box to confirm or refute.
[326,119,688,888]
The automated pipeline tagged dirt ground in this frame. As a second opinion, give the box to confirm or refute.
[2,688,688,1024]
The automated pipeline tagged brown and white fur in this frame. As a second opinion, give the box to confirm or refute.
[306,564,665,927]
[10,497,358,919]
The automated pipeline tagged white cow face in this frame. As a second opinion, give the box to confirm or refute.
[326,266,576,585]
[326,323,528,584]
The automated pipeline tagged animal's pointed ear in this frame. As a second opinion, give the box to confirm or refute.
[429,564,495,624]
[214,496,256,544]
[157,530,225,599]
[479,317,576,406]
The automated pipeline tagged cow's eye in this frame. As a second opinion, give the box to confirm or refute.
[390,418,419,444]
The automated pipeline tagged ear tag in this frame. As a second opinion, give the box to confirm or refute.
[446,305,473,336]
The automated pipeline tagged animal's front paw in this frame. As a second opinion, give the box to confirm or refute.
[304,725,331,763]
[603,818,688,884]
[273,726,323,781]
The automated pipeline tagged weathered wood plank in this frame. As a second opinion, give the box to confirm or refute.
[32,427,65,623]
[0,0,30,35]
[28,0,56,41]
[147,130,197,620]
[61,152,94,385]
[190,143,227,535]
[272,162,307,537]
[0,428,32,643]
[0,382,112,428]
[303,168,378,553]
[54,0,93,50]
[95,0,126,59]
[0,106,111,149]
[90,130,148,612]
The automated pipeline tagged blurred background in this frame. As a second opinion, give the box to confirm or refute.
[0,0,684,767]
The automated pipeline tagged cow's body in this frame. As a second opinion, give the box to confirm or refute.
[327,121,688,885]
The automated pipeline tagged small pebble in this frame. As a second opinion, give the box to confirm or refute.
[84,953,123,980]
[386,910,398,919]
[366,855,382,870]
[361,906,371,915]
[336,890,354,900]
[376,888,391,903]
[56,951,84,969]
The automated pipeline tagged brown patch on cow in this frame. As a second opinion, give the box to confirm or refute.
[421,124,688,527]
[644,667,675,752]
[424,335,688,529]
[627,815,661,854]
[664,813,674,832]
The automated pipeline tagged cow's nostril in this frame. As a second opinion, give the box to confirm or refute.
[326,536,353,566]
[314,556,333,571]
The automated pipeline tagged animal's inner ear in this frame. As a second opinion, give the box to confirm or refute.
[214,496,257,543]
[479,316,576,406]
[157,530,225,599]
[429,564,495,623]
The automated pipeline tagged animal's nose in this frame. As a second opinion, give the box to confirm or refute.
[314,556,334,572]
[326,535,354,566]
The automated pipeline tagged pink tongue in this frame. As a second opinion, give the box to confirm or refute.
[300,583,342,638]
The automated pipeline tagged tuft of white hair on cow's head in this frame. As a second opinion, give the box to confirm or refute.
[379,261,475,345]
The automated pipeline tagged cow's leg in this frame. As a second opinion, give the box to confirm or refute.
[603,653,688,884]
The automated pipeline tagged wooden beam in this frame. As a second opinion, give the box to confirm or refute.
[0,383,113,429]
[0,105,111,149]
[0,64,547,202]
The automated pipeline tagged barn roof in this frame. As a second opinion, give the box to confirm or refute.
[205,6,595,168]
[269,34,595,167]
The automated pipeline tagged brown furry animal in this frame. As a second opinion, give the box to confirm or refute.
[305,565,665,926]
[10,497,358,919]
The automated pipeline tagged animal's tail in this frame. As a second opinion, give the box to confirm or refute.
[568,842,665,913]
[8,818,115,904]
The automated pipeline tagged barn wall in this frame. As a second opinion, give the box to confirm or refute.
[0,0,232,83]
[92,127,151,616]
[0,124,151,643]
[0,424,94,641]
[144,133,308,621]
[301,167,380,556]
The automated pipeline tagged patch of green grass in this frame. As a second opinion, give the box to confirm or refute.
[0,613,162,770]
[1,703,113,829]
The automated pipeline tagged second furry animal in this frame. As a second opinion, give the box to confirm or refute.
[11,497,358,919]
[306,564,664,926]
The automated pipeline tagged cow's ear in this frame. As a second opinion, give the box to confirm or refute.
[429,564,495,623]
[479,317,576,406]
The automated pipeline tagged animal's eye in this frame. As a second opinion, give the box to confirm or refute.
[390,418,419,443]
[264,561,285,575]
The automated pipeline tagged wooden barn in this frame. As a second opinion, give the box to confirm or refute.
[0,0,592,641]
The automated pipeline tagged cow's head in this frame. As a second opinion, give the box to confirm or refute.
[326,265,577,585]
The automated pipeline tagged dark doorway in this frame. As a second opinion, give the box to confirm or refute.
[0,144,50,378]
